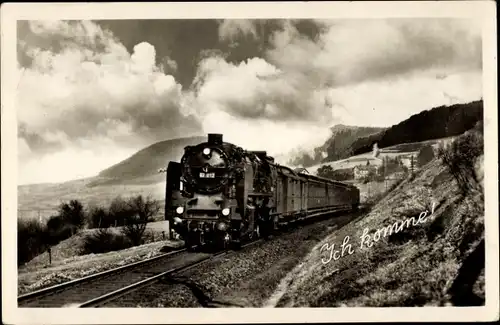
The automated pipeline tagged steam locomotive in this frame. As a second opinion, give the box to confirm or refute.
[165,134,360,250]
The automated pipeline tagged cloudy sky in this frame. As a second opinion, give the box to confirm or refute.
[16,18,483,185]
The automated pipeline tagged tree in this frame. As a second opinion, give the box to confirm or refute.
[437,130,483,196]
[58,200,85,234]
[417,145,436,167]
[45,215,72,245]
[121,195,160,246]
[17,218,49,266]
[331,168,354,181]
[109,196,135,227]
[87,206,110,228]
[317,165,335,179]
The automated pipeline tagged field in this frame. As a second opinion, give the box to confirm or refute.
[18,178,166,220]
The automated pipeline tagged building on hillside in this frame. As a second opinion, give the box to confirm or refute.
[400,154,416,169]
[353,164,379,180]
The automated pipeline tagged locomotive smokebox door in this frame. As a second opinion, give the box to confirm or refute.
[208,133,223,145]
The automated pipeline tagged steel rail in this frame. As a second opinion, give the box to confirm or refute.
[18,247,186,305]
[77,240,262,308]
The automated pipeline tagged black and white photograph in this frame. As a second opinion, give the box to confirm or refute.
[1,1,498,324]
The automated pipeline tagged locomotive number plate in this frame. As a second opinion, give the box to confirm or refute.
[199,172,215,178]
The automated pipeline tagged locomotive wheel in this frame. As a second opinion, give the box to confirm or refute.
[254,224,260,239]
[213,232,229,251]
[232,241,242,250]
[199,232,205,246]
[259,219,270,239]
[185,234,197,251]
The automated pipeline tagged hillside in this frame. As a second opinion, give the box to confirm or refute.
[93,136,206,186]
[291,100,483,169]
[289,124,385,167]
[351,100,483,156]
[267,137,485,306]
[307,136,455,175]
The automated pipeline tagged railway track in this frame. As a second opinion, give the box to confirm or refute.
[18,248,190,307]
[18,241,261,308]
[18,206,361,308]
[80,243,257,308]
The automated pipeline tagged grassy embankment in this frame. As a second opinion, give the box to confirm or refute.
[18,221,182,295]
[269,149,484,306]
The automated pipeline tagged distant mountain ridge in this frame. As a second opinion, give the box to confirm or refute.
[93,136,206,186]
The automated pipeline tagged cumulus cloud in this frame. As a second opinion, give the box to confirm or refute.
[325,70,483,127]
[17,19,483,184]
[267,18,482,87]
[191,56,335,123]
[218,19,259,41]
[18,21,201,153]
[17,20,201,184]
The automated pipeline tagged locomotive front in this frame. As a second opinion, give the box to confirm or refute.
[170,134,243,249]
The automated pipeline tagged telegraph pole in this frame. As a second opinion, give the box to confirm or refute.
[384,157,387,192]
[410,155,415,176]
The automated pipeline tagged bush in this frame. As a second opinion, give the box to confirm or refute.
[87,206,111,229]
[121,195,160,246]
[317,165,335,179]
[108,196,136,227]
[80,228,132,255]
[18,213,81,265]
[46,215,74,245]
[437,130,483,196]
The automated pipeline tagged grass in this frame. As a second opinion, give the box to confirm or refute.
[18,235,183,295]
[271,155,485,307]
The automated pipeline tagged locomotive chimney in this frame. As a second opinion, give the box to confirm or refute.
[207,133,223,145]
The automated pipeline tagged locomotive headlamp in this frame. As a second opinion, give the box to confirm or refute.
[221,208,230,216]
[203,148,211,156]
[217,222,228,231]
[176,206,184,214]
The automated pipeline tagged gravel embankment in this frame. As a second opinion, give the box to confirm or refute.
[105,211,364,307]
